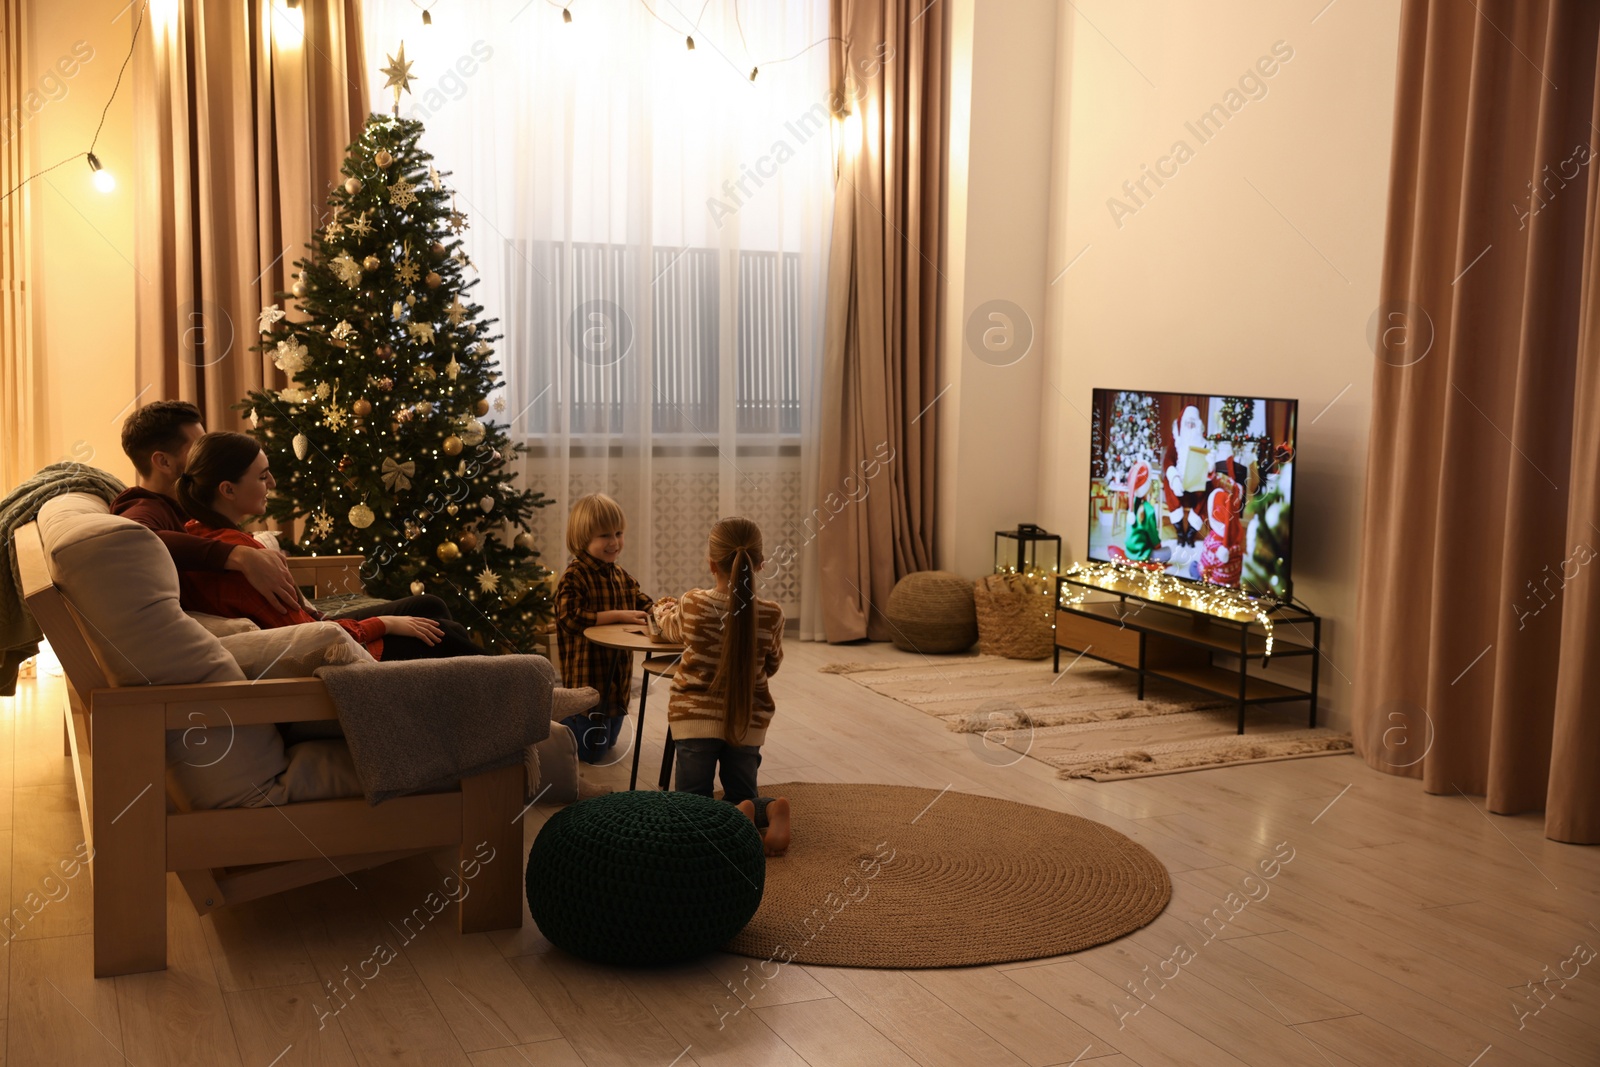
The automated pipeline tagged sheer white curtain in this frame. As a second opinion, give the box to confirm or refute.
[362,0,834,636]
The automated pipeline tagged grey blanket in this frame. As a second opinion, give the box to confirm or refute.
[314,654,554,805]
[1,464,126,695]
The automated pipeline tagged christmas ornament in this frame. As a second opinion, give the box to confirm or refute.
[405,294,417,307]
[396,406,413,423]
[274,338,310,375]
[292,276,308,298]
[475,566,501,593]
[425,271,442,289]
[352,398,373,416]
[349,211,372,237]
[419,509,432,521]
[415,401,434,415]
[445,358,461,380]
[258,304,286,334]
[408,321,435,343]
[462,419,485,446]
[309,510,335,539]
[446,296,467,325]
[447,204,468,234]
[349,503,375,529]
[331,320,355,341]
[437,540,461,562]
[325,404,349,431]
[404,519,422,540]
[323,206,344,238]
[363,254,382,272]
[381,457,416,491]
[479,495,495,513]
[374,149,394,168]
[344,176,363,195]
[392,301,405,321]
[396,258,421,285]
[330,252,363,289]
[378,376,395,391]
[443,435,463,456]
[515,532,536,553]
[248,408,259,428]
[377,343,394,359]
[390,177,417,209]
[493,396,505,412]
[430,241,446,258]
[292,433,309,460]
[410,580,425,595]
[380,43,417,109]
[315,381,332,400]
[418,364,437,381]
[446,503,460,517]
[454,248,474,271]
[338,455,354,474]
[475,398,490,416]
[428,164,442,188]
[459,531,479,552]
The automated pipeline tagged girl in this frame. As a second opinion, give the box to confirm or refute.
[174,431,487,661]
[656,517,790,856]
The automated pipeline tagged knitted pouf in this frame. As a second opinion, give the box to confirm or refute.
[886,570,979,654]
[525,791,765,966]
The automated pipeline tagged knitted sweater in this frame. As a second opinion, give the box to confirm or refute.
[658,588,783,747]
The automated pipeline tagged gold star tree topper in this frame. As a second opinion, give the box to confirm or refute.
[380,43,417,114]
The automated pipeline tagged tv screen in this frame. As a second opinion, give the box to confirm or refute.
[1088,389,1298,599]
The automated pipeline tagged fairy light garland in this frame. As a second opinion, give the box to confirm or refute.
[1058,560,1278,656]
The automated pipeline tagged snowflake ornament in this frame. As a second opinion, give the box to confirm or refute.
[324,206,344,239]
[476,567,501,593]
[396,258,421,286]
[447,209,468,234]
[445,296,466,326]
[315,381,332,400]
[324,404,349,431]
[274,338,310,375]
[309,510,335,540]
[390,177,417,209]
[349,212,373,238]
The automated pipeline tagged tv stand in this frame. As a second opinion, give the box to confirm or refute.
[1053,571,1320,734]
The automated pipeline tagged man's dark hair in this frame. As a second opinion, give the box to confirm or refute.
[121,400,203,477]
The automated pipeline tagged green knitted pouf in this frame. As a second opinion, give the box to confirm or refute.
[525,790,766,966]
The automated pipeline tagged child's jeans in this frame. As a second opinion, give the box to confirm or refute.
[674,738,762,808]
[561,709,625,764]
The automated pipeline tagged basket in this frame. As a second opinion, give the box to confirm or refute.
[885,571,979,654]
[973,573,1055,660]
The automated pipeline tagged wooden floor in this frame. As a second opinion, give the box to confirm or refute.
[2,638,1597,1067]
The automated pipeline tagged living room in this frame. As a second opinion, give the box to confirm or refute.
[2,0,1596,1064]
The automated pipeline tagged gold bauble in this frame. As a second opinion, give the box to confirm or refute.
[475,398,490,416]
[374,149,393,168]
[292,281,308,298]
[443,435,463,456]
[348,503,375,529]
[515,532,536,553]
[362,254,381,272]
[425,271,442,289]
[446,503,460,517]
[430,241,447,259]
[415,401,433,415]
[352,398,373,416]
[410,580,425,595]
[461,419,485,446]
[459,531,479,551]
[344,176,362,195]
[376,343,394,359]
[436,540,461,562]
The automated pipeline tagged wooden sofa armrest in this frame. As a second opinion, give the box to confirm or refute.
[284,554,367,599]
[90,677,338,727]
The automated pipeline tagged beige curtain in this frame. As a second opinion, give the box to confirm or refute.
[1354,0,1600,843]
[0,0,38,491]
[817,0,945,642]
[133,0,366,431]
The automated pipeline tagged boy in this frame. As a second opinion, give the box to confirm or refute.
[554,493,655,763]
[113,401,300,612]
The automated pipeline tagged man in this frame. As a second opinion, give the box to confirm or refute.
[113,401,301,612]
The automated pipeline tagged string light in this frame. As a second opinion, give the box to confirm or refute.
[1059,559,1278,656]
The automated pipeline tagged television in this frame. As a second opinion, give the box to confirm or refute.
[1087,389,1298,599]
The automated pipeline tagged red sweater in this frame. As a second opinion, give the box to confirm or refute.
[180,520,386,658]
[111,486,237,609]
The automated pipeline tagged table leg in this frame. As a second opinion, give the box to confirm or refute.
[629,671,649,791]
[659,728,676,791]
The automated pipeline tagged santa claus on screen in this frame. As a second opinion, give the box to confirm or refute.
[1194,486,1245,587]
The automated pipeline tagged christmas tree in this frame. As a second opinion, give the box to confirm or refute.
[239,44,553,653]
[1105,391,1161,485]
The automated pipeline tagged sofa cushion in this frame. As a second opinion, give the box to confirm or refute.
[220,621,373,679]
[188,612,261,638]
[35,493,291,810]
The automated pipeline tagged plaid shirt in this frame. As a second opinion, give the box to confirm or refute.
[555,551,654,714]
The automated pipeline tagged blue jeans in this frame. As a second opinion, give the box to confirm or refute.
[561,711,624,764]
[674,738,763,810]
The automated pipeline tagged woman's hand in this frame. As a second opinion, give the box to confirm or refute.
[380,615,445,645]
[597,609,649,625]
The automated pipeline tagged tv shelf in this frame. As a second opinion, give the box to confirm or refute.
[1053,572,1320,734]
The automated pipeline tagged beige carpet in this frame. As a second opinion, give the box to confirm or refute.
[822,655,1352,780]
[725,782,1170,968]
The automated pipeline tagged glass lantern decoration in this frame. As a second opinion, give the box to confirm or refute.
[994,523,1062,578]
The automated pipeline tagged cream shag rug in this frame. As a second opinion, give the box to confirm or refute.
[821,656,1352,780]
[725,782,1170,967]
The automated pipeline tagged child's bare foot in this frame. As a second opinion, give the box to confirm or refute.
[762,797,791,856]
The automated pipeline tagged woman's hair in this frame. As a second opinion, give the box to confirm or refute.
[174,431,263,531]
[707,517,764,744]
[566,492,627,558]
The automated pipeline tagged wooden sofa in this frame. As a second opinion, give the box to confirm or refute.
[17,519,526,978]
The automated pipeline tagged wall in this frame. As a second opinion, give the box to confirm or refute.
[937,0,1059,579]
[16,0,137,490]
[1036,0,1402,729]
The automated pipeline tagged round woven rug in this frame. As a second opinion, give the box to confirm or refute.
[724,782,1170,968]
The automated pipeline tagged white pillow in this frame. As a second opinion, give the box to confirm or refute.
[186,611,260,638]
[220,622,373,679]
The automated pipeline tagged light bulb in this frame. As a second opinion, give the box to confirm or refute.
[86,152,114,193]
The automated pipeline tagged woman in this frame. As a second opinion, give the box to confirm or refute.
[174,431,488,660]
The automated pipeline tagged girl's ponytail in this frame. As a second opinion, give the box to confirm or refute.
[707,519,763,743]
